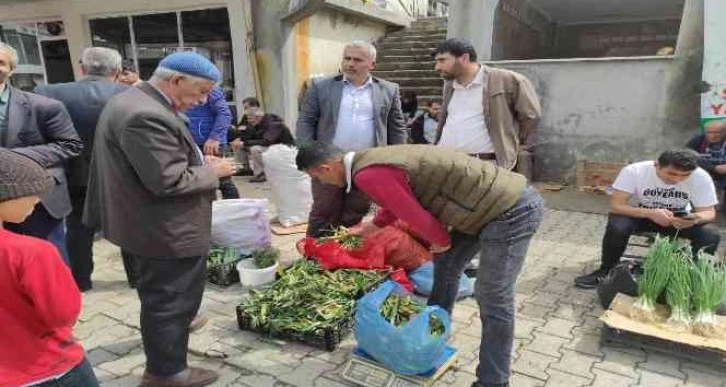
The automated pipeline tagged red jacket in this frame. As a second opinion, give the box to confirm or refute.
[0,229,84,386]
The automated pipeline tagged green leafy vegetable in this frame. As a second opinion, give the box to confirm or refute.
[380,294,445,336]
[252,247,280,269]
[691,253,726,337]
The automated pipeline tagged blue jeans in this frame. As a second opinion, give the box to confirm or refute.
[30,357,99,387]
[428,186,544,386]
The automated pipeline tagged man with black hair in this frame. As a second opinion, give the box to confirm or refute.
[575,149,721,289]
[433,38,540,172]
[296,141,544,387]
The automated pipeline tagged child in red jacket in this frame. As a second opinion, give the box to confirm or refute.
[0,149,99,386]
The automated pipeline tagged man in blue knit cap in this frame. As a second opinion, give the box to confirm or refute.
[85,51,236,387]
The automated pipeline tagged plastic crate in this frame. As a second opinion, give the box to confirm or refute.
[236,305,354,351]
[207,260,241,286]
[601,326,726,367]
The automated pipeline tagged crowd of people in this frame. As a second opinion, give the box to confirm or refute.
[0,33,723,387]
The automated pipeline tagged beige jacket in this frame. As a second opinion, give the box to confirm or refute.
[435,64,541,170]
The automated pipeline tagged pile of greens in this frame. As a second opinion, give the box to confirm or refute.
[318,226,363,250]
[632,235,726,336]
[207,246,241,267]
[240,260,384,333]
[252,247,280,269]
[380,294,445,336]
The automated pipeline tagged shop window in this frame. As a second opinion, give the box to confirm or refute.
[88,7,235,102]
[0,21,73,90]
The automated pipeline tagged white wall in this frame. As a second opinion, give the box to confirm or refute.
[307,8,387,76]
[490,57,677,182]
[0,0,256,114]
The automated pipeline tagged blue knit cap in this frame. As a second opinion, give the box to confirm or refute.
[158,52,221,82]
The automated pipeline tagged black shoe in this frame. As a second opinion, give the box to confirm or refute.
[574,268,610,289]
[236,168,254,177]
[77,282,92,292]
[249,174,267,183]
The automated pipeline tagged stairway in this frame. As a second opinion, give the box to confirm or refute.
[374,17,447,105]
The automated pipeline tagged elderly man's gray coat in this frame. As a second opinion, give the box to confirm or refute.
[84,82,219,258]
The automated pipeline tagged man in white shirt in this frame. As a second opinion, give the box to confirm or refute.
[575,149,721,289]
[433,38,540,171]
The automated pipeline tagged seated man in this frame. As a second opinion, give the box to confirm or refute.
[409,99,442,144]
[574,149,721,289]
[686,119,726,193]
[230,107,294,182]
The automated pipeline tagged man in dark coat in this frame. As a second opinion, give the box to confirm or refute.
[0,42,82,264]
[34,47,127,291]
[84,52,236,387]
[230,107,294,182]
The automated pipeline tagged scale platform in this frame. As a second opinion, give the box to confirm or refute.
[341,346,458,387]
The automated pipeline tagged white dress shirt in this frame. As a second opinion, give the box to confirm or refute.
[437,65,494,154]
[333,77,376,152]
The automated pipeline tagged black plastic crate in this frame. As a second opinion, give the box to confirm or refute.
[207,260,241,286]
[601,326,726,368]
[235,305,354,351]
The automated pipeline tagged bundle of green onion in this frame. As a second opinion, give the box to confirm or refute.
[691,253,726,337]
[632,235,683,323]
[664,252,692,331]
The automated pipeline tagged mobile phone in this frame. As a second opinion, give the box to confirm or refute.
[672,211,689,218]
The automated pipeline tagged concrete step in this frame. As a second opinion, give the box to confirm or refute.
[376,61,436,71]
[379,40,440,49]
[407,94,443,105]
[384,30,447,39]
[374,68,439,78]
[381,34,447,45]
[378,47,438,57]
[411,17,447,27]
[378,53,438,62]
[375,76,443,87]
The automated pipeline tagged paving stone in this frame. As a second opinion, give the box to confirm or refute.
[590,368,639,387]
[593,348,646,379]
[452,304,479,323]
[87,348,120,366]
[98,350,146,376]
[637,352,686,379]
[519,303,555,321]
[564,331,605,357]
[510,371,546,387]
[548,349,598,379]
[545,369,592,386]
[224,348,296,376]
[231,373,279,387]
[680,362,726,387]
[93,367,118,383]
[511,350,559,380]
[634,369,686,387]
[313,376,358,387]
[515,316,544,339]
[527,292,562,308]
[537,317,576,339]
[549,303,589,323]
[525,331,568,357]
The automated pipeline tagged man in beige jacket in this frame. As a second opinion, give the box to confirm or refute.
[433,38,541,172]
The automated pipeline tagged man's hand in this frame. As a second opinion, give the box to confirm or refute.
[203,139,220,156]
[647,208,673,227]
[670,216,698,229]
[207,156,236,177]
[715,164,726,175]
[430,244,451,254]
[230,138,244,152]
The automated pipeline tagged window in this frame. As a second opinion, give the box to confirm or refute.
[88,8,235,101]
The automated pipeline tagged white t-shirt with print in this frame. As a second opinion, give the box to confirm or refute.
[611,161,718,211]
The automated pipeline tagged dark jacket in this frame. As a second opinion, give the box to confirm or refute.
[184,86,231,146]
[34,77,127,188]
[84,82,218,258]
[408,113,438,144]
[1,86,82,218]
[685,134,726,174]
[296,74,407,145]
[237,114,294,147]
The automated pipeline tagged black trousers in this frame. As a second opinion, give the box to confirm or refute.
[218,176,240,199]
[130,253,206,377]
[66,187,95,289]
[600,214,721,271]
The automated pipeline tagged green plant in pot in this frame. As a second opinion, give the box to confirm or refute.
[252,247,280,269]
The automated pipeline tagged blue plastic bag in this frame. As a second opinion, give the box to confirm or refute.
[354,280,452,375]
[409,261,474,299]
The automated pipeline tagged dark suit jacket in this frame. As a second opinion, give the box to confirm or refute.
[1,86,82,218]
[238,114,295,147]
[34,77,127,188]
[296,74,407,146]
[84,82,219,258]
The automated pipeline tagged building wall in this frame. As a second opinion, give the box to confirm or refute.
[490,57,677,183]
[555,19,681,58]
[307,8,386,77]
[492,0,555,60]
[0,0,256,114]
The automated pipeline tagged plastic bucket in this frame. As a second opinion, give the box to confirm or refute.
[236,258,278,287]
